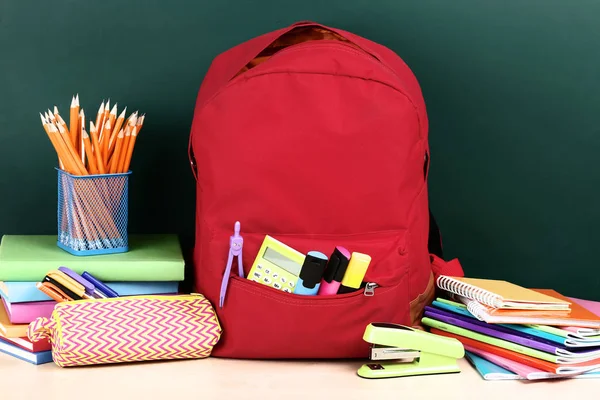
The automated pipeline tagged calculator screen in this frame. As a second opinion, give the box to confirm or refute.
[263,247,302,276]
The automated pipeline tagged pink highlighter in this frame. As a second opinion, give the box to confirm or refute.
[317,246,351,295]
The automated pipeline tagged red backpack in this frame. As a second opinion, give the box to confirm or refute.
[188,21,463,359]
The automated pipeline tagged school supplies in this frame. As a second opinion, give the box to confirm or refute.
[0,335,51,353]
[36,281,74,303]
[81,271,119,298]
[0,281,180,303]
[465,351,522,380]
[0,336,53,365]
[459,289,600,328]
[432,298,600,348]
[247,235,305,293]
[0,234,185,282]
[317,246,350,295]
[2,298,55,324]
[190,20,464,359]
[39,97,145,255]
[219,221,244,307]
[0,300,28,338]
[58,266,106,298]
[338,252,371,294]
[423,306,600,360]
[39,96,144,176]
[466,347,600,380]
[422,295,600,383]
[357,322,464,379]
[436,276,571,311]
[44,270,90,299]
[294,251,328,295]
[28,294,221,367]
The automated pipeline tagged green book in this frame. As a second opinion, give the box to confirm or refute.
[0,234,185,281]
[421,317,559,363]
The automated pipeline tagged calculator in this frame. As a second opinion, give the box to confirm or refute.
[247,235,305,293]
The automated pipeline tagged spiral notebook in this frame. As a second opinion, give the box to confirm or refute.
[436,276,571,311]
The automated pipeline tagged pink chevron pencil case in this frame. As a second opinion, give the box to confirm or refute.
[27,294,221,367]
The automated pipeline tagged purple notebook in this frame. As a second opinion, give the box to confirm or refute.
[424,306,600,357]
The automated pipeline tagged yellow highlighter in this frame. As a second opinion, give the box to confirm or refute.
[338,252,371,294]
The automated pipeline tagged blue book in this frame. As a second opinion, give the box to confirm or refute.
[465,351,521,380]
[0,281,179,303]
[0,336,53,365]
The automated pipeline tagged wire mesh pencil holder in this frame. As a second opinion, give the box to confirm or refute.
[56,168,131,256]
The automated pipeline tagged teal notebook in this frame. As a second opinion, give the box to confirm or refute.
[0,234,185,281]
[465,351,520,380]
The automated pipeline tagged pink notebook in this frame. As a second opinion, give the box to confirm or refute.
[563,297,600,336]
[2,297,56,324]
[465,344,600,380]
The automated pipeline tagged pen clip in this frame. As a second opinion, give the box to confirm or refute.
[58,266,95,294]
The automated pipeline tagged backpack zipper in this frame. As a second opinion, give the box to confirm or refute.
[363,282,378,296]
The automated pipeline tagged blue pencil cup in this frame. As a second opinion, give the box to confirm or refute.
[57,168,131,256]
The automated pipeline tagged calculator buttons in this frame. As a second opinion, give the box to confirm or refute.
[265,268,271,275]
[272,273,279,279]
[288,281,295,287]
[283,287,292,293]
[257,264,263,270]
[253,272,261,279]
[263,277,272,284]
[273,282,281,290]
[280,277,286,283]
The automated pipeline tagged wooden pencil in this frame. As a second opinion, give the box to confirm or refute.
[81,127,98,174]
[122,114,144,172]
[40,113,65,171]
[79,109,85,164]
[89,122,106,174]
[56,123,88,175]
[108,107,126,156]
[109,130,125,173]
[69,95,79,148]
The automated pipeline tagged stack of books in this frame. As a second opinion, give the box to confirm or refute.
[0,234,185,364]
[424,276,600,381]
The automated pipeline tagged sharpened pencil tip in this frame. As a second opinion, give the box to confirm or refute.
[71,96,75,107]
[40,113,46,124]
[111,104,117,114]
[53,106,59,114]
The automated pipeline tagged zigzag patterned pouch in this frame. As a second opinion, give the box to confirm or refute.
[27,294,222,367]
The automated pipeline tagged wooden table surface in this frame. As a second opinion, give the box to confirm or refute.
[1,353,596,399]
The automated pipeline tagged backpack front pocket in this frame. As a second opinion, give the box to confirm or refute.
[206,228,411,358]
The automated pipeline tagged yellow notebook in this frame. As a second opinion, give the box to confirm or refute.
[436,276,571,311]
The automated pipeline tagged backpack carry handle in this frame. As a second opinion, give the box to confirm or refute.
[225,21,392,85]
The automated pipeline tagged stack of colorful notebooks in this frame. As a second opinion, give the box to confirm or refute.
[424,276,600,381]
[0,234,185,364]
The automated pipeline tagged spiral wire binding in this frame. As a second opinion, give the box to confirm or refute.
[436,275,502,309]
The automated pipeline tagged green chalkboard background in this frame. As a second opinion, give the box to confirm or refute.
[1,1,599,299]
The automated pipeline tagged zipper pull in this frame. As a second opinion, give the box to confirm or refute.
[363,282,378,296]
